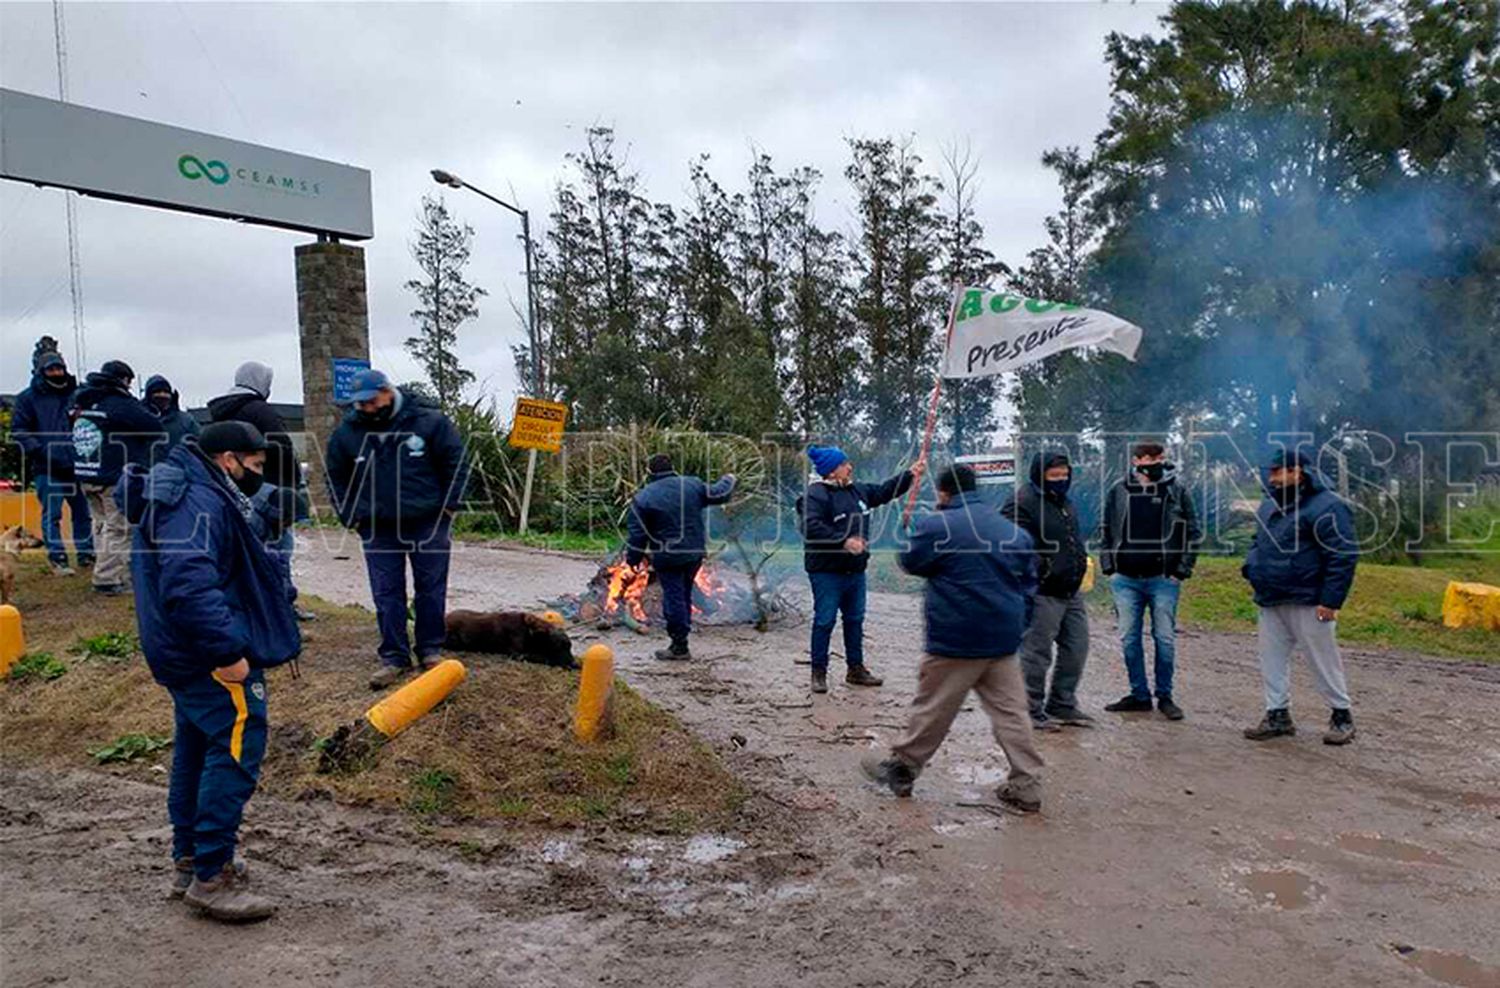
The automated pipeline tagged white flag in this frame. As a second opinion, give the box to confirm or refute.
[941,287,1143,379]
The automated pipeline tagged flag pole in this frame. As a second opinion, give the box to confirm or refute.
[902,282,964,528]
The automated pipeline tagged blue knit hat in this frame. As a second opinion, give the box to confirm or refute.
[807,445,848,477]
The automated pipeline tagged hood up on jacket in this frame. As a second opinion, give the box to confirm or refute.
[143,374,184,414]
[28,365,77,394]
[1028,450,1072,489]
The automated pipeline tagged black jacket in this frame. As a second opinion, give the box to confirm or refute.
[1243,471,1359,610]
[206,390,300,492]
[325,388,470,532]
[1098,468,1202,580]
[799,470,913,574]
[1001,452,1088,598]
[143,375,200,453]
[626,471,737,569]
[71,370,167,486]
[11,370,78,479]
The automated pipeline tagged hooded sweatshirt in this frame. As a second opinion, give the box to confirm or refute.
[11,360,79,479]
[71,368,167,486]
[206,362,300,492]
[1001,451,1088,598]
[143,374,201,452]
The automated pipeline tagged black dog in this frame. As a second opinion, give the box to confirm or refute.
[444,610,576,669]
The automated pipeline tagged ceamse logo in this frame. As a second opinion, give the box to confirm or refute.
[177,153,322,196]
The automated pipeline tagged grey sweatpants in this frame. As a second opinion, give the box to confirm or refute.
[1257,604,1352,711]
[1019,592,1090,719]
[82,484,131,590]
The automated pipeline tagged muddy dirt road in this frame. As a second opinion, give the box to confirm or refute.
[4,539,1499,988]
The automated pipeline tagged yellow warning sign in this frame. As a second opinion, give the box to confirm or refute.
[507,396,569,453]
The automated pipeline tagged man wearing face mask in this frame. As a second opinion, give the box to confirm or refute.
[115,421,300,923]
[325,370,470,690]
[1099,441,1201,721]
[11,348,94,574]
[143,375,201,452]
[1241,449,1359,745]
[1002,450,1091,732]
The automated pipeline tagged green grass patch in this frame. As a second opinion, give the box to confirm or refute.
[88,732,171,764]
[72,630,139,661]
[8,652,67,682]
[407,768,459,816]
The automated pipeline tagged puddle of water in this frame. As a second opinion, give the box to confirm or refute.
[1394,946,1500,988]
[1240,869,1323,910]
[1337,832,1453,866]
[683,834,746,864]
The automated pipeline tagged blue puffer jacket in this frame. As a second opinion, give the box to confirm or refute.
[10,370,78,479]
[1243,470,1359,610]
[72,370,166,486]
[116,442,301,687]
[899,491,1038,658]
[625,471,737,569]
[799,471,914,574]
[325,388,470,531]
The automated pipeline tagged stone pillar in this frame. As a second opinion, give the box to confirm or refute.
[295,241,369,507]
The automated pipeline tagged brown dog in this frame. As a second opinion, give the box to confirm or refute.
[444,610,576,669]
[1,525,46,606]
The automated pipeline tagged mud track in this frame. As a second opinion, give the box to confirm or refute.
[3,539,1498,987]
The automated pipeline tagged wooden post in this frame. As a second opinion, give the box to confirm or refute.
[901,283,965,527]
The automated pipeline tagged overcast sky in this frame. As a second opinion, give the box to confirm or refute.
[1,1,1165,411]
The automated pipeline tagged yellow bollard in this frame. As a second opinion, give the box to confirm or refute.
[365,659,467,738]
[539,610,566,629]
[0,604,23,678]
[573,644,615,742]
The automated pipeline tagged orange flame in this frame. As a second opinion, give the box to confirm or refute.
[603,560,650,624]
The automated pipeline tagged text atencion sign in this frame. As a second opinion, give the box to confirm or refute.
[508,397,569,453]
[0,88,373,240]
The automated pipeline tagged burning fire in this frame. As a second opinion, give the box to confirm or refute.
[692,565,725,616]
[602,560,651,624]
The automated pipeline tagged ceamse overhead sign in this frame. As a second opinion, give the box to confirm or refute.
[0,87,372,240]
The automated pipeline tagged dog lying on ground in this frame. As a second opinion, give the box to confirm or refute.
[1,525,46,606]
[444,610,577,669]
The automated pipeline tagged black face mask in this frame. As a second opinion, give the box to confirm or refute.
[1271,478,1303,507]
[357,403,395,425]
[232,464,265,498]
[150,394,173,413]
[1138,462,1167,483]
[44,374,69,389]
[1043,477,1072,499]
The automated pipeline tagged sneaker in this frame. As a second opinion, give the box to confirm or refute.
[183,862,275,923]
[1047,708,1096,728]
[1104,695,1154,713]
[845,665,883,687]
[170,857,195,899]
[368,664,411,690]
[1244,708,1296,741]
[48,560,76,576]
[996,782,1042,814]
[1158,697,1185,721]
[811,669,828,694]
[1323,708,1356,746]
[1030,716,1063,734]
[92,583,129,597]
[860,755,915,797]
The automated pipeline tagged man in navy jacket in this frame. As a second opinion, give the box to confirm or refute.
[1241,449,1360,745]
[325,370,470,689]
[799,444,922,694]
[626,453,736,661]
[117,421,300,923]
[10,349,93,573]
[862,464,1045,813]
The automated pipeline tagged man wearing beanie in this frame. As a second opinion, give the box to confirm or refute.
[798,444,925,693]
[11,348,94,574]
[115,421,300,922]
[71,359,166,594]
[1241,448,1360,745]
[208,361,311,620]
[625,452,737,660]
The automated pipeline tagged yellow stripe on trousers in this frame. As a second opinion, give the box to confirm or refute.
[211,673,250,763]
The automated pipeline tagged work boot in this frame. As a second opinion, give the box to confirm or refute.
[1323,708,1356,746]
[1104,695,1154,713]
[996,781,1042,815]
[811,669,828,694]
[1047,708,1096,728]
[368,664,411,690]
[1244,708,1296,741]
[1158,697,1185,721]
[845,665,883,687]
[861,755,915,797]
[183,862,275,923]
[48,560,76,576]
[653,640,691,662]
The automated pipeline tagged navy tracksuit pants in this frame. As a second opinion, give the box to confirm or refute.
[169,669,268,882]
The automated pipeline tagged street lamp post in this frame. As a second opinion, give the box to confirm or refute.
[431,167,544,532]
